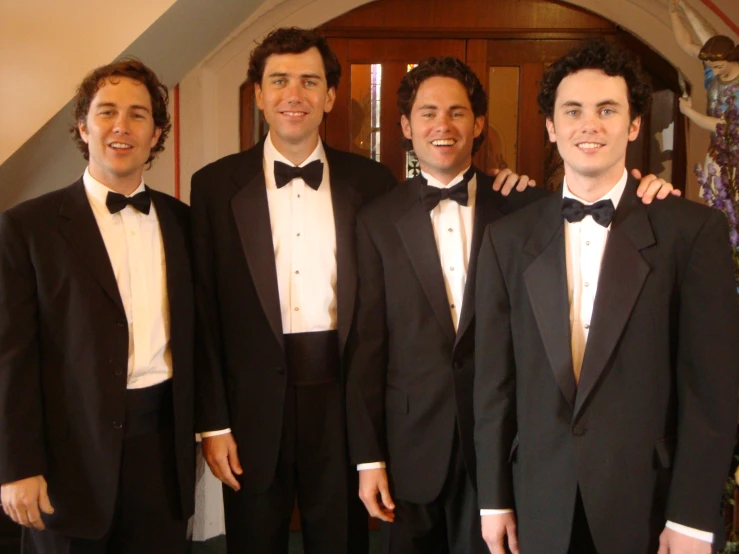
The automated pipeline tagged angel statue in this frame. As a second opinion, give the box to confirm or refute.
[669,0,739,285]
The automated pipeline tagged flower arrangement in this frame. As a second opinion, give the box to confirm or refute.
[695,87,739,291]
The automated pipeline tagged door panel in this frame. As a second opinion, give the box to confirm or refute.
[326,38,465,182]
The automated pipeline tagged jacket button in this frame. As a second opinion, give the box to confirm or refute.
[572,425,586,436]
[113,421,123,430]
[276,366,285,375]
[117,317,127,327]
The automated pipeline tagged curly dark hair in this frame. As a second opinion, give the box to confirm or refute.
[247,27,341,90]
[71,57,170,164]
[699,35,739,63]
[537,39,652,122]
[397,57,487,154]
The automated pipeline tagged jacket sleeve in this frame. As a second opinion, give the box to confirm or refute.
[345,212,389,465]
[0,211,46,484]
[666,209,739,531]
[190,173,231,433]
[474,225,518,509]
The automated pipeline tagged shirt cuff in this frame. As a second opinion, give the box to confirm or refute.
[665,521,713,544]
[357,462,386,471]
[199,428,232,438]
[480,509,514,515]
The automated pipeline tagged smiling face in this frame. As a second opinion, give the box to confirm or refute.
[78,76,161,195]
[255,47,336,164]
[401,76,484,185]
[546,69,641,200]
[706,59,739,80]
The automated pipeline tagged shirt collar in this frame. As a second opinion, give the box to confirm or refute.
[83,167,147,212]
[420,165,473,190]
[562,168,628,210]
[264,131,326,169]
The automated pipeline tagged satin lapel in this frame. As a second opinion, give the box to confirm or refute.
[455,172,502,348]
[58,180,125,315]
[326,148,364,357]
[230,156,284,351]
[149,190,189,318]
[574,181,654,420]
[523,192,576,408]
[396,178,456,343]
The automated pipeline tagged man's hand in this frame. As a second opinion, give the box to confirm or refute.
[491,168,535,196]
[0,475,54,530]
[481,512,519,554]
[202,433,243,491]
[658,526,711,554]
[632,169,681,204]
[358,468,395,522]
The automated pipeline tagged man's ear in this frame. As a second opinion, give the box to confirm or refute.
[78,120,89,144]
[628,116,641,142]
[255,84,264,111]
[545,117,556,143]
[401,115,412,140]
[324,87,336,114]
[473,115,484,138]
[150,126,163,148]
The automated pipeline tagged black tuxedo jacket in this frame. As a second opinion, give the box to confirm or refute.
[474,177,739,554]
[190,140,395,493]
[0,180,195,539]
[346,171,546,503]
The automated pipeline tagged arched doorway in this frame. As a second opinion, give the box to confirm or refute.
[240,0,686,191]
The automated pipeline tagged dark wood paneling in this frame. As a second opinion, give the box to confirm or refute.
[321,0,614,35]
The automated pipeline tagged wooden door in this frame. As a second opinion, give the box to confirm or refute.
[324,38,465,183]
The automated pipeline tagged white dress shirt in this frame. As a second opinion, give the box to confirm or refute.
[265,132,338,334]
[358,167,476,472]
[201,132,338,438]
[83,168,172,389]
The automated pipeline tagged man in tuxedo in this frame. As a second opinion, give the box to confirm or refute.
[0,59,195,553]
[190,27,398,554]
[475,39,739,554]
[346,57,548,553]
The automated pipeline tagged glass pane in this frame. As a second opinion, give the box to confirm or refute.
[405,64,419,179]
[487,67,520,173]
[350,64,382,162]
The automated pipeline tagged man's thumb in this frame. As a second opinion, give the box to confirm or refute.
[379,484,395,510]
[39,480,54,514]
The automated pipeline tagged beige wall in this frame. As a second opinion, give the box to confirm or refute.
[0,0,266,211]
[0,0,178,166]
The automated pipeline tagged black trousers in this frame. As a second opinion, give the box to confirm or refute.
[381,432,487,554]
[568,490,598,554]
[24,383,187,554]
[223,381,366,554]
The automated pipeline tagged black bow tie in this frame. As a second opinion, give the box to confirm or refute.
[274,160,324,190]
[420,167,475,211]
[561,197,614,227]
[106,190,151,215]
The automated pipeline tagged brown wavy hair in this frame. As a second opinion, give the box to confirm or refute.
[397,56,487,154]
[537,39,652,122]
[247,27,341,90]
[699,36,739,63]
[71,57,171,164]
